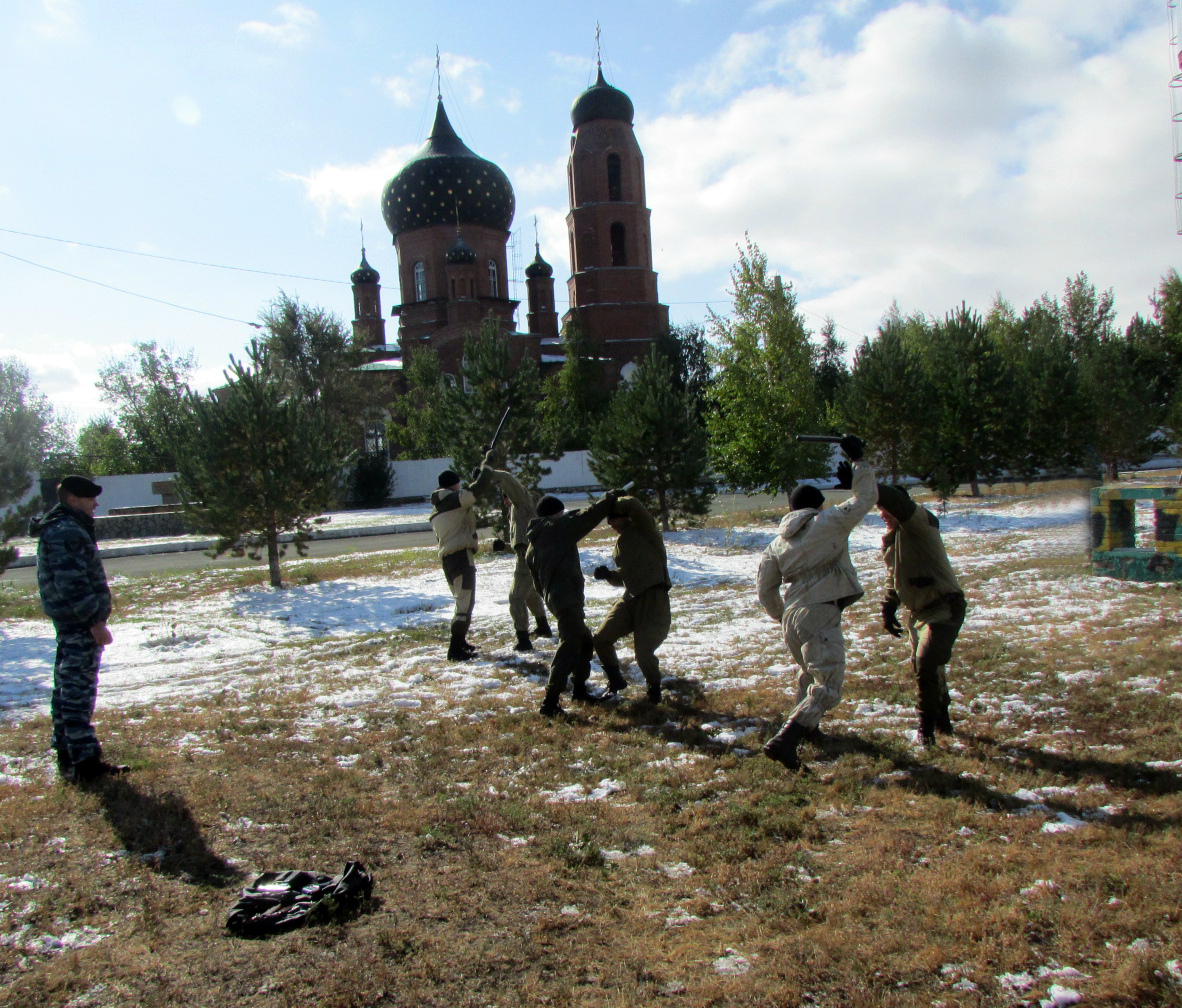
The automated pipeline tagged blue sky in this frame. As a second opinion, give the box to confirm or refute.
[0,0,1176,427]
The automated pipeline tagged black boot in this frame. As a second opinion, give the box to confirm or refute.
[764,721,808,771]
[539,688,565,717]
[53,747,72,777]
[514,631,533,652]
[533,620,553,638]
[645,684,662,705]
[447,622,475,661]
[935,704,954,736]
[603,665,628,693]
[918,715,937,747]
[69,754,130,785]
[571,683,605,704]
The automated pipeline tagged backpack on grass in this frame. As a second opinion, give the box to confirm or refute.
[225,861,373,937]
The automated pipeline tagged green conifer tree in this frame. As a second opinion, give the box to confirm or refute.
[589,346,712,529]
[170,342,345,588]
[706,236,828,495]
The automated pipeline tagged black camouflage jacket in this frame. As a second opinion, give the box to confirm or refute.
[32,503,111,630]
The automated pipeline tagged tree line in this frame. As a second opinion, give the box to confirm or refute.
[3,242,1180,583]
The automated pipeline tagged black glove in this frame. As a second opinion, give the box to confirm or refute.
[881,598,903,638]
[593,565,611,581]
[834,460,853,490]
[839,434,865,461]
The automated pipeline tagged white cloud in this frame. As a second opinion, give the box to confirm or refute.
[237,3,318,48]
[171,96,202,127]
[643,2,1172,336]
[281,145,419,225]
[31,0,80,41]
[379,52,490,108]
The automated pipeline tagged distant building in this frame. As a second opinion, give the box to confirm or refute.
[351,66,668,391]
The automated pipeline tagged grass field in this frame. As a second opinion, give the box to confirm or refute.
[0,481,1179,1008]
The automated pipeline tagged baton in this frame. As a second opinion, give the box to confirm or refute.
[486,406,512,454]
[794,435,843,443]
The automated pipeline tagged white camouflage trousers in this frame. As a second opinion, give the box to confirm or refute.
[781,601,846,729]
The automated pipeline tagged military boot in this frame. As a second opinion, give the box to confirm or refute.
[514,631,533,652]
[539,688,565,717]
[918,715,937,747]
[533,620,553,638]
[571,682,605,704]
[763,720,808,771]
[602,664,628,694]
[447,622,475,661]
[935,704,954,736]
[645,684,662,705]
[69,754,130,785]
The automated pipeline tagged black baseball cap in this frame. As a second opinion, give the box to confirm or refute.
[58,475,103,498]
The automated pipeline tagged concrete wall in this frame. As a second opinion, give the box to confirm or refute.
[21,452,603,514]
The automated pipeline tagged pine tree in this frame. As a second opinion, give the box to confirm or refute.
[835,312,928,483]
[706,236,828,495]
[170,342,345,588]
[256,292,369,455]
[589,346,712,529]
[908,305,1013,497]
[538,319,606,451]
[814,316,850,415]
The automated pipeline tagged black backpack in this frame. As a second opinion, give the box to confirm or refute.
[225,861,373,937]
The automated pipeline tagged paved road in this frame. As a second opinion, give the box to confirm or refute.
[1,492,786,587]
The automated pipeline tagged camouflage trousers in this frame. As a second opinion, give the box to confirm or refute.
[50,627,102,764]
[509,548,548,635]
[441,549,477,625]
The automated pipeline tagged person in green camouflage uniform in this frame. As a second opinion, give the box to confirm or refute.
[483,462,552,651]
[32,476,126,783]
[876,482,966,746]
[591,496,671,704]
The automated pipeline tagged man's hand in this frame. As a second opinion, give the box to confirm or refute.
[839,434,865,461]
[834,460,853,490]
[90,622,113,647]
[604,488,622,503]
[881,599,903,638]
[593,565,611,580]
[491,538,507,553]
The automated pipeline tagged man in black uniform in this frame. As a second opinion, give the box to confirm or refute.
[32,475,128,783]
[525,490,620,716]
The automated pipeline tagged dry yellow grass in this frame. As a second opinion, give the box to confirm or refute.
[0,483,1179,1007]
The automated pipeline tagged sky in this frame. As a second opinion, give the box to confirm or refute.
[0,0,1178,430]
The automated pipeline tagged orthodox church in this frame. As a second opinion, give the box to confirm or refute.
[348,65,669,392]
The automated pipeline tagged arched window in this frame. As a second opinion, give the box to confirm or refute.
[488,260,499,298]
[610,222,627,266]
[413,261,427,301]
[607,153,622,201]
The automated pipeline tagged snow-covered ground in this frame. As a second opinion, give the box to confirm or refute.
[0,494,1095,723]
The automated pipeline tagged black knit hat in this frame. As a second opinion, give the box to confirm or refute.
[789,484,824,511]
[438,469,460,488]
[58,475,103,498]
[536,495,564,517]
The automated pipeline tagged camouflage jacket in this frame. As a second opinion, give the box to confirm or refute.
[33,503,111,630]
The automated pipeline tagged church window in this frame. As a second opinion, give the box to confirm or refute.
[414,261,427,301]
[363,414,389,459]
[607,153,622,201]
[488,260,500,298]
[610,222,627,266]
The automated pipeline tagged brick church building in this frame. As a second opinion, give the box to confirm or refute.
[348,65,669,393]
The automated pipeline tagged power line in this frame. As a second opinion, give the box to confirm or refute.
[0,226,347,284]
[0,249,263,328]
